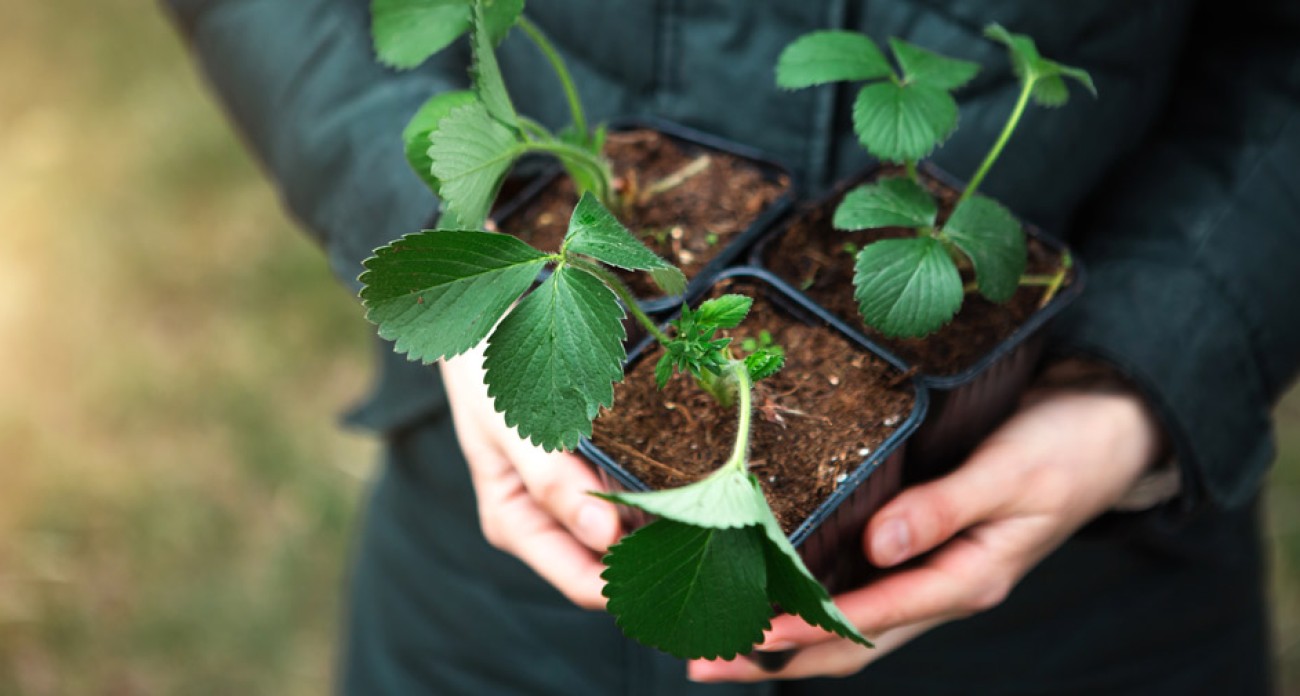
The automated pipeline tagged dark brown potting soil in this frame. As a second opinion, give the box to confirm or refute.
[590,280,915,534]
[498,130,789,297]
[763,166,1070,377]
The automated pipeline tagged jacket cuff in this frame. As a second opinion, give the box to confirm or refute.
[1047,256,1275,513]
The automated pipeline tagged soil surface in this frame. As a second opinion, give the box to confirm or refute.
[498,130,789,297]
[591,279,915,534]
[763,166,1071,376]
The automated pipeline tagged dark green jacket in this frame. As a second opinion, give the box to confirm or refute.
[164,1,1298,693]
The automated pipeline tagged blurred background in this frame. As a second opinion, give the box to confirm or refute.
[0,2,1296,694]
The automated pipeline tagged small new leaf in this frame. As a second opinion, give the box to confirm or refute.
[943,195,1025,304]
[744,348,785,382]
[597,467,770,529]
[833,177,938,231]
[359,230,548,362]
[602,520,770,660]
[659,301,739,384]
[428,101,525,228]
[776,31,893,89]
[852,81,958,163]
[983,23,1096,107]
[757,513,871,648]
[402,90,479,195]
[888,38,980,91]
[563,193,686,295]
[695,295,752,331]
[483,265,626,450]
[853,237,963,338]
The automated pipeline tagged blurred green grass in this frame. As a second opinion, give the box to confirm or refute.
[0,1,1296,694]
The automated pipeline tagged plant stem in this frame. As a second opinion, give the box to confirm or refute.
[960,77,1035,205]
[518,116,552,141]
[905,159,919,182]
[517,17,588,142]
[567,258,670,344]
[722,360,753,474]
[527,140,616,205]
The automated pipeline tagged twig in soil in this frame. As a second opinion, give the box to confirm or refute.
[886,365,919,389]
[663,401,696,429]
[639,155,712,204]
[601,440,694,482]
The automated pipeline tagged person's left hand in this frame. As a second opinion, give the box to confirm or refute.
[687,387,1163,682]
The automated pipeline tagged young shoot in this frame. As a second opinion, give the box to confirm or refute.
[599,295,870,660]
[373,0,615,228]
[777,25,1095,338]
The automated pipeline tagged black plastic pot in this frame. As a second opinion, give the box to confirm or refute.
[493,118,796,315]
[751,162,1085,482]
[577,267,928,596]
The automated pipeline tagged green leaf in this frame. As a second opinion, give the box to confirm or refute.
[984,23,1096,107]
[359,230,549,362]
[371,0,520,69]
[695,295,752,331]
[598,467,771,529]
[654,353,674,389]
[853,237,963,338]
[562,193,686,295]
[776,31,893,89]
[888,38,980,90]
[833,177,937,231]
[428,101,525,228]
[470,0,518,125]
[402,90,479,195]
[943,195,1025,304]
[602,520,771,660]
[481,0,524,43]
[371,0,471,70]
[744,347,785,382]
[483,265,625,450]
[757,513,871,648]
[852,81,958,163]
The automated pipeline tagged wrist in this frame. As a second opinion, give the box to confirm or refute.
[1030,357,1179,511]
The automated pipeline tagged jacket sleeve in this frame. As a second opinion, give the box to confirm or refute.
[1049,0,1300,512]
[161,0,467,292]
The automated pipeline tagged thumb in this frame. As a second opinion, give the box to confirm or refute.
[505,439,622,553]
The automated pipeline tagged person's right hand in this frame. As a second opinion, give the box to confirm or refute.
[439,345,621,610]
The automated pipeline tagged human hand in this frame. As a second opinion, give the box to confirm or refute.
[688,387,1163,681]
[440,345,621,610]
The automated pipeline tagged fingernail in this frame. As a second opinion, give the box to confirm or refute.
[873,518,911,566]
[577,502,615,550]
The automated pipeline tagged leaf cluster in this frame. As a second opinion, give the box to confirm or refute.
[777,25,1095,338]
[777,31,979,163]
[656,295,786,406]
[360,193,681,450]
[373,0,613,229]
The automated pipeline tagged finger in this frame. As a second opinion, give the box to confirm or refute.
[689,621,934,682]
[501,436,622,554]
[865,436,1030,567]
[760,535,1012,647]
[467,447,609,609]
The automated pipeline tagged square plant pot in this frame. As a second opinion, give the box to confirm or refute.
[577,267,928,595]
[493,118,796,315]
[752,161,1085,482]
